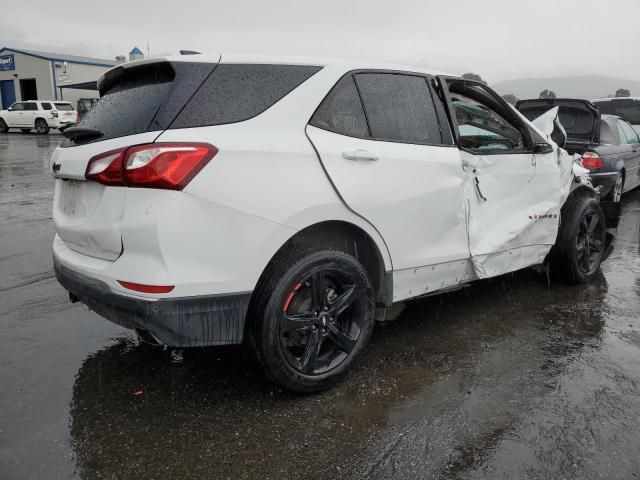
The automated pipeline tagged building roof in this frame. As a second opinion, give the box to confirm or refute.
[0,47,115,67]
[129,47,144,55]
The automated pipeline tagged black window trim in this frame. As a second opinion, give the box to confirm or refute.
[439,75,537,156]
[308,68,457,148]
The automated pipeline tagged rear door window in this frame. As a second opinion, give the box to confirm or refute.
[354,73,442,144]
[54,103,74,111]
[619,120,639,144]
[309,75,369,138]
[171,64,321,129]
[23,103,38,111]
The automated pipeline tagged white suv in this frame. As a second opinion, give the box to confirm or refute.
[51,54,614,392]
[0,100,78,134]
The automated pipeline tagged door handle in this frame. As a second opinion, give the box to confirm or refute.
[342,149,379,161]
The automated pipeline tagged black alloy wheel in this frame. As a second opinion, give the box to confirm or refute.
[280,267,363,375]
[35,119,50,135]
[252,248,375,392]
[574,207,605,277]
[551,195,606,284]
[0,119,8,133]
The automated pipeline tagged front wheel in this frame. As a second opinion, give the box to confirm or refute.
[251,248,375,393]
[550,195,606,284]
[0,119,8,133]
[35,119,50,134]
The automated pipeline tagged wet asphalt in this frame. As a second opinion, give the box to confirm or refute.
[1,132,640,480]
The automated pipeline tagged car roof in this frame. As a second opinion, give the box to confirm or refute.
[115,53,455,78]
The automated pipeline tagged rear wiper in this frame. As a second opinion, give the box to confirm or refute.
[62,127,103,141]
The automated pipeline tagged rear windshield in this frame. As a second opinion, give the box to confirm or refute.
[65,63,177,145]
[594,99,640,124]
[63,62,320,146]
[170,64,321,129]
[54,103,74,111]
[518,104,595,137]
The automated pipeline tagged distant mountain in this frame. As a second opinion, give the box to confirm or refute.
[491,75,640,100]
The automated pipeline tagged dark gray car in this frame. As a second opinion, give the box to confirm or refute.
[517,98,640,202]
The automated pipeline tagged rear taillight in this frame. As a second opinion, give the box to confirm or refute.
[76,112,80,123]
[84,143,217,190]
[52,111,58,118]
[85,148,126,186]
[580,151,603,169]
[118,280,174,294]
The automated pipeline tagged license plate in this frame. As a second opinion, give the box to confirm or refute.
[61,180,81,215]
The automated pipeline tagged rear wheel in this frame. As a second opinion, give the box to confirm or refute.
[610,172,624,203]
[550,195,606,284]
[251,248,375,393]
[35,119,50,135]
[0,119,8,133]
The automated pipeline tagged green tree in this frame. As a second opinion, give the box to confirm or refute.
[502,93,518,105]
[462,72,486,84]
[539,89,557,99]
[615,88,631,98]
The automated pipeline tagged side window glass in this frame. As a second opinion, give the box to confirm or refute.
[620,121,639,144]
[354,73,442,144]
[310,76,369,138]
[617,121,629,144]
[24,103,38,111]
[11,103,24,111]
[41,102,52,110]
[449,91,525,152]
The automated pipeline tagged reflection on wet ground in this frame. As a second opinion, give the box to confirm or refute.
[1,133,640,479]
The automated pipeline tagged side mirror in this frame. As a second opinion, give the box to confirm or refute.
[534,143,553,154]
[7,108,12,111]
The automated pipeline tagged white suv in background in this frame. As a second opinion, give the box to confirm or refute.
[0,100,78,134]
[51,54,615,392]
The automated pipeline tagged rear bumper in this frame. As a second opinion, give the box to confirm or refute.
[590,171,618,199]
[54,258,251,347]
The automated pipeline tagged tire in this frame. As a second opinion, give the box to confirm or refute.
[609,172,624,203]
[250,248,375,393]
[550,195,606,284]
[0,119,8,133]
[35,119,50,135]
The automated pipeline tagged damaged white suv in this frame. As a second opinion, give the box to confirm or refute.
[51,55,616,392]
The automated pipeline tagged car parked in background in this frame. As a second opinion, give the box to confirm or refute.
[52,55,612,392]
[0,100,78,134]
[517,98,640,202]
[593,97,640,135]
[76,98,99,120]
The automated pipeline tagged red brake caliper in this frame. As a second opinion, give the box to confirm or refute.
[283,283,303,312]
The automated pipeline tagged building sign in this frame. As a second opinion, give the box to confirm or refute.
[0,54,15,71]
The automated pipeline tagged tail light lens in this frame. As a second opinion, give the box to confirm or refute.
[52,111,59,118]
[84,143,217,190]
[118,280,174,294]
[76,112,80,123]
[580,151,603,169]
[85,148,126,186]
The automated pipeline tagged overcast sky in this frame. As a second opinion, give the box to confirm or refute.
[3,0,639,83]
